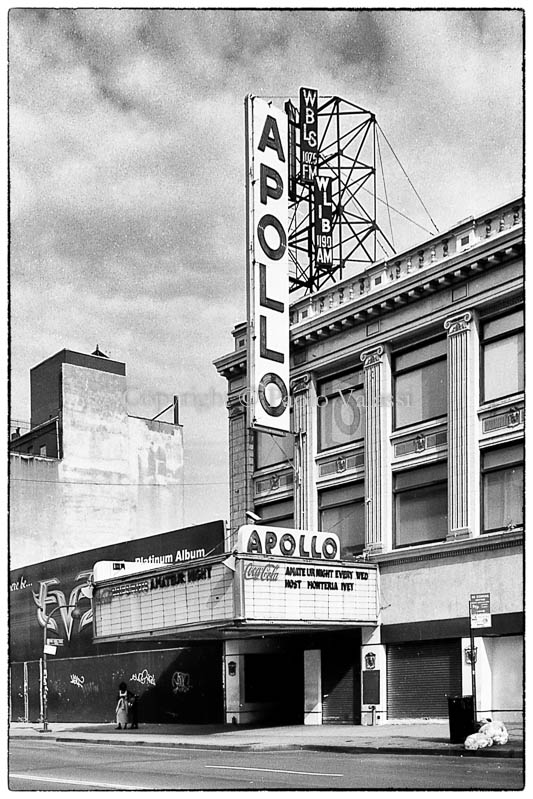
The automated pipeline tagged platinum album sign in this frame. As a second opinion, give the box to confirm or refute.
[245,96,290,433]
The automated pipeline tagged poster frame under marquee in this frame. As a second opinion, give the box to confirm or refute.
[245,95,291,435]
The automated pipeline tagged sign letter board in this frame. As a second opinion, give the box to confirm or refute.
[314,176,333,267]
[299,87,318,184]
[245,96,290,433]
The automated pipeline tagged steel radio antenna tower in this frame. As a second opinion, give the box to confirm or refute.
[286,94,395,295]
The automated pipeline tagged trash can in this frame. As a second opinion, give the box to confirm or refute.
[447,695,476,743]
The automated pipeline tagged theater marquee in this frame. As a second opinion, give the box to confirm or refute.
[241,557,377,624]
[92,551,378,642]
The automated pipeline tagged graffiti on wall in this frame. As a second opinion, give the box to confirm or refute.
[130,669,156,687]
[171,671,192,694]
[32,572,93,641]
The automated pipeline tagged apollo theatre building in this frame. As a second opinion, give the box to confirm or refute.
[92,91,523,726]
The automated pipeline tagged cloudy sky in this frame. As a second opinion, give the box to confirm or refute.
[8,6,523,527]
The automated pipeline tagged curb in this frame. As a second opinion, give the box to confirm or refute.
[12,732,522,759]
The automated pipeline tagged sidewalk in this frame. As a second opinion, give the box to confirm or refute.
[9,719,524,759]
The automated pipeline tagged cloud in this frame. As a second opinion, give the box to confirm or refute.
[8,7,523,525]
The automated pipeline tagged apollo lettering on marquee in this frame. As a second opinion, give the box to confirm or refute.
[245,96,290,433]
[237,525,341,560]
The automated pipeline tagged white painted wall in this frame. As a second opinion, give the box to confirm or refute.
[379,546,522,626]
[10,363,184,567]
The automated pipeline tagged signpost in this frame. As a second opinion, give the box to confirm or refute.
[41,606,80,732]
[468,593,491,722]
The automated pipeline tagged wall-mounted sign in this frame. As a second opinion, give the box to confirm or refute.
[237,525,341,560]
[241,557,377,624]
[364,651,376,670]
[469,592,491,628]
[299,87,318,184]
[314,175,333,266]
[245,96,290,433]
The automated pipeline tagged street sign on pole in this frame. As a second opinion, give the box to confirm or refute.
[468,592,491,723]
[469,593,491,628]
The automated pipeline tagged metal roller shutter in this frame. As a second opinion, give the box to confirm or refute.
[387,639,462,719]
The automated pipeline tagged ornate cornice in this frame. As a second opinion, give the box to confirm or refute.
[370,530,522,567]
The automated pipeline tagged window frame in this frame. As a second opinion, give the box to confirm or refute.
[480,308,524,404]
[392,336,448,431]
[481,443,524,534]
[255,497,295,528]
[318,480,366,556]
[317,367,365,453]
[393,461,448,549]
[254,428,295,471]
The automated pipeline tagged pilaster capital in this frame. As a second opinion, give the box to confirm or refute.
[290,374,311,394]
[227,399,245,419]
[444,311,472,336]
[360,345,384,368]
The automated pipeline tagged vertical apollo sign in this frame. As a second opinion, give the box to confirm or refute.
[245,97,290,433]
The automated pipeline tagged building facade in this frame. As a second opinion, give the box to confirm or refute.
[9,349,185,567]
[214,197,524,724]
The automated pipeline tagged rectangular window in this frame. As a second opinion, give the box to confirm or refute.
[256,498,294,529]
[394,462,448,548]
[39,445,47,457]
[255,430,294,470]
[482,309,524,402]
[319,482,365,557]
[318,370,365,451]
[482,444,524,533]
[394,338,447,429]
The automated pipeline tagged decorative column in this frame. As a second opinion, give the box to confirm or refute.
[360,345,392,553]
[291,374,312,530]
[227,397,255,548]
[444,311,478,539]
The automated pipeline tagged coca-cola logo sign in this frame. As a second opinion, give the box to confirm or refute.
[243,563,280,581]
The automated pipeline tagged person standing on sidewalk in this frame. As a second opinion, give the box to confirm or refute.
[129,691,139,729]
[115,682,129,729]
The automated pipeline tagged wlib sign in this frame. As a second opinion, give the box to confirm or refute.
[245,96,290,434]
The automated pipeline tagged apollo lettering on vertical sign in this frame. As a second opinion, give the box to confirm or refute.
[314,176,333,266]
[299,87,318,184]
[245,96,290,433]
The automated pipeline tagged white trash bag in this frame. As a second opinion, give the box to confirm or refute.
[464,732,493,750]
[464,718,509,750]
[478,720,509,746]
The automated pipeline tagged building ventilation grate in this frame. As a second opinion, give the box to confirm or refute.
[394,430,447,457]
[255,472,294,496]
[318,451,364,477]
[482,407,524,433]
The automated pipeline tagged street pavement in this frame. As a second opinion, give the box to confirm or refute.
[9,719,524,759]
